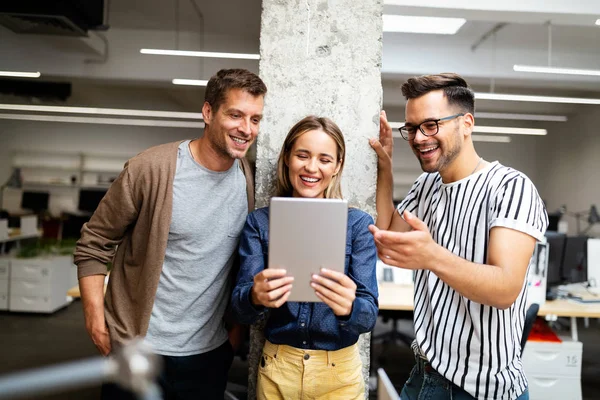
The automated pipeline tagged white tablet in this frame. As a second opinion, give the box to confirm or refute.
[268,197,348,302]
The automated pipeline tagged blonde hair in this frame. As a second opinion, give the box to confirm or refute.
[275,115,345,199]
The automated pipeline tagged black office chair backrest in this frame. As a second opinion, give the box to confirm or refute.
[520,303,540,355]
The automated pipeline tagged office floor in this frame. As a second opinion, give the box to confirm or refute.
[1,301,599,400]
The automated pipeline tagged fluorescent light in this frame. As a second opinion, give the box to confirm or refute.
[0,71,41,78]
[474,126,547,135]
[0,104,202,119]
[0,113,205,128]
[140,49,260,60]
[475,92,600,105]
[383,15,466,35]
[472,135,511,143]
[514,64,600,77]
[476,112,567,122]
[172,79,209,86]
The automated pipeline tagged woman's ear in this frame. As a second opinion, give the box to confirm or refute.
[333,159,342,176]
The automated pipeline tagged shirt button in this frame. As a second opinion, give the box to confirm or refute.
[304,353,310,360]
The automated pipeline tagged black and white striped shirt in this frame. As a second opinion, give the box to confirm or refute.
[397,161,548,400]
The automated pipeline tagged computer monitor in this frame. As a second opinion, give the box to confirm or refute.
[545,232,566,286]
[21,191,49,213]
[561,235,588,284]
[77,189,107,213]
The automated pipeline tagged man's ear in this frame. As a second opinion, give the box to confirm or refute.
[202,102,213,125]
[463,112,475,137]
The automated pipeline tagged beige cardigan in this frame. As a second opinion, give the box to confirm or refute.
[73,140,255,346]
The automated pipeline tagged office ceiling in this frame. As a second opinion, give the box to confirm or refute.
[1,0,600,117]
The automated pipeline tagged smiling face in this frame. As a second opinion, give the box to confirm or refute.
[405,90,465,174]
[286,129,342,199]
[202,88,264,160]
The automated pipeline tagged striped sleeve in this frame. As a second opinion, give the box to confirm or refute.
[489,174,548,241]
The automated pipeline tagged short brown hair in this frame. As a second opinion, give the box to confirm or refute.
[204,69,267,111]
[276,116,346,199]
[401,73,475,114]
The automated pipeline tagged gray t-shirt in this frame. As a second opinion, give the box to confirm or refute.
[145,140,247,356]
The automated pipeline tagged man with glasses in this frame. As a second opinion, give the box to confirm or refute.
[369,73,547,400]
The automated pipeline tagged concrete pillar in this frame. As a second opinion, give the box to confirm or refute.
[248,1,383,398]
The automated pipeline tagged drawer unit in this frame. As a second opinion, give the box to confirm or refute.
[0,258,10,280]
[527,375,582,400]
[9,295,58,313]
[10,279,51,297]
[522,340,582,378]
[8,256,72,313]
[0,279,8,310]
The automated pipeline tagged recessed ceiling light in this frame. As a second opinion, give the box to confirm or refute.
[475,92,600,105]
[596,19,600,26]
[514,64,600,77]
[472,135,511,143]
[172,79,209,86]
[0,71,41,78]
[476,112,567,122]
[140,49,260,60]
[473,126,547,135]
[383,15,466,35]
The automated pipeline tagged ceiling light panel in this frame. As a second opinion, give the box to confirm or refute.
[383,15,466,34]
[0,104,202,119]
[140,49,260,60]
[476,112,567,122]
[0,113,205,128]
[475,92,600,105]
[0,71,41,78]
[172,79,209,86]
[474,126,547,135]
[514,65,600,77]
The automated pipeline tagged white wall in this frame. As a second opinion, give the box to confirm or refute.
[536,105,600,236]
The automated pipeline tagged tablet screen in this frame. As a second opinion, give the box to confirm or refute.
[268,197,348,302]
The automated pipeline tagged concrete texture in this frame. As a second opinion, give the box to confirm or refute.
[248,1,383,398]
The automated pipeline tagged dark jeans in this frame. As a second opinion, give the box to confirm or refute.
[101,340,234,400]
[400,354,529,400]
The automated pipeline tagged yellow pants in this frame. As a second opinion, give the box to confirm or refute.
[256,340,365,400]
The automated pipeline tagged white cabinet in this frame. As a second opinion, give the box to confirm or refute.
[8,256,72,313]
[0,258,9,310]
[522,339,582,400]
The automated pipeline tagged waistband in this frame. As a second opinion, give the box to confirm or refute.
[263,340,359,365]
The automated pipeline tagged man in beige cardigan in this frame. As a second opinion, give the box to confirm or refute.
[73,68,267,400]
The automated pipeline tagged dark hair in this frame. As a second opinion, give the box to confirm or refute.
[401,73,475,114]
[276,116,345,199]
[204,69,267,111]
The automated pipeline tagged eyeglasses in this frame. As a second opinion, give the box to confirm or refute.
[399,113,465,140]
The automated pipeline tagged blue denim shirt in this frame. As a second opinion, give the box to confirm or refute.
[231,206,379,351]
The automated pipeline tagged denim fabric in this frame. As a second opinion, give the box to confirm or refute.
[400,355,529,400]
[101,340,234,400]
[231,207,379,351]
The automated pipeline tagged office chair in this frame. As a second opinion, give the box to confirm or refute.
[520,303,540,355]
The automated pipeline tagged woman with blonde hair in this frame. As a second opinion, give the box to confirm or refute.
[231,115,378,399]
